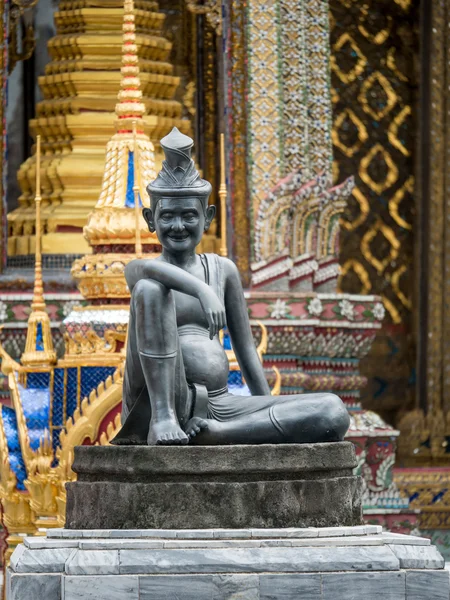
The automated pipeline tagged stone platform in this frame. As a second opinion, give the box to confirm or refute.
[66,442,362,530]
[7,526,449,599]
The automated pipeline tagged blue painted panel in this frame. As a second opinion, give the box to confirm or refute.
[2,406,27,490]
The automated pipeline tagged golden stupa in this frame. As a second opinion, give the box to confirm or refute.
[8,0,189,258]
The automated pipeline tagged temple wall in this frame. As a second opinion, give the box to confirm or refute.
[330,0,418,426]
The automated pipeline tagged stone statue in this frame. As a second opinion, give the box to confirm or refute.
[112,128,350,446]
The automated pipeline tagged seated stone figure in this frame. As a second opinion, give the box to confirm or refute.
[112,128,350,446]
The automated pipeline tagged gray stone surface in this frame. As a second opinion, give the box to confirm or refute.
[322,572,406,599]
[139,574,259,600]
[7,527,448,600]
[66,443,362,530]
[24,537,78,550]
[389,544,445,570]
[259,574,322,599]
[118,545,399,575]
[10,573,61,600]
[65,550,120,576]
[67,477,362,530]
[12,547,74,573]
[71,443,358,481]
[406,570,450,600]
[63,576,139,600]
[48,525,383,540]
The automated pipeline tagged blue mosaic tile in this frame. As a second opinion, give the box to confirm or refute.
[2,406,27,490]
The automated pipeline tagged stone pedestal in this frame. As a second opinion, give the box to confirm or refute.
[66,442,362,530]
[7,526,448,599]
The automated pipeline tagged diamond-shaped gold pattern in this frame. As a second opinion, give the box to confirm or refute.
[331,33,367,84]
[331,0,415,325]
[360,143,399,194]
[359,71,398,121]
[361,218,400,275]
[333,109,368,157]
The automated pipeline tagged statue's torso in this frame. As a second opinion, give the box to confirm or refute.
[171,257,229,392]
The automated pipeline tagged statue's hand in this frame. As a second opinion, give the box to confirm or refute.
[198,287,226,339]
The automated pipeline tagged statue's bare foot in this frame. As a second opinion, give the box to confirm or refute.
[184,417,209,439]
[148,420,189,445]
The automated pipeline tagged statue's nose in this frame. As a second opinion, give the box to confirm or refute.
[172,217,185,232]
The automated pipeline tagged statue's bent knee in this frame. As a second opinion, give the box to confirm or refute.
[132,278,167,307]
[320,394,350,441]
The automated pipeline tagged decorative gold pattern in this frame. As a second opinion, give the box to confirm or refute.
[359,144,399,195]
[185,0,222,35]
[340,259,371,294]
[340,187,370,231]
[304,0,333,178]
[361,219,400,275]
[331,33,367,84]
[359,72,397,121]
[332,109,368,158]
[64,329,127,358]
[246,0,282,224]
[388,106,412,156]
[72,253,159,300]
[332,0,416,326]
[389,177,414,231]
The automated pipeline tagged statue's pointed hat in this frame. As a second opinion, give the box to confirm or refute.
[147,127,212,208]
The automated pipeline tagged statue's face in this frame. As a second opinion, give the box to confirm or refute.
[152,197,211,254]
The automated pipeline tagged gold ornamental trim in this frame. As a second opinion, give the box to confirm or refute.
[71,252,159,299]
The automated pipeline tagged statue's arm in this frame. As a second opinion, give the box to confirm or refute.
[223,259,271,396]
[125,259,226,339]
[125,258,207,297]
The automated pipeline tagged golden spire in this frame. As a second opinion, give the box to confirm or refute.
[81,0,157,246]
[31,136,45,312]
[115,0,146,132]
[219,133,228,257]
[72,0,159,301]
[22,136,56,367]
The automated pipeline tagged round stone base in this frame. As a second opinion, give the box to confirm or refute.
[66,442,362,530]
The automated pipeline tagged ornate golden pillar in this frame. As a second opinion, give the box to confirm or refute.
[397,0,450,463]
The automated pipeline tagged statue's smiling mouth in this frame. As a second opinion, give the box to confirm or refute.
[168,234,189,241]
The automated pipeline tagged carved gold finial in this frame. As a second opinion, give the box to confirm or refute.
[219,133,228,257]
[115,0,146,130]
[133,120,143,258]
[22,136,56,366]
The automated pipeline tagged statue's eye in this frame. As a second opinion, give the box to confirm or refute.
[160,213,173,221]
[183,212,197,221]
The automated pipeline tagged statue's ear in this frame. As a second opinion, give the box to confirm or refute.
[204,205,216,231]
[143,208,155,233]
